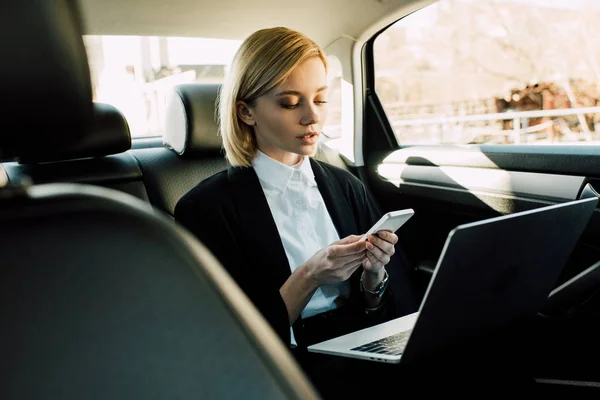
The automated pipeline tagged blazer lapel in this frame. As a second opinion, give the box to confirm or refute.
[227,166,292,288]
[311,159,364,298]
[310,159,359,238]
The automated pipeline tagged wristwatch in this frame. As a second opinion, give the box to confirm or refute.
[360,269,389,299]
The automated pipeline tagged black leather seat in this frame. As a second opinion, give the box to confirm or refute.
[131,82,351,216]
[0,1,320,399]
[2,102,150,201]
[131,83,229,216]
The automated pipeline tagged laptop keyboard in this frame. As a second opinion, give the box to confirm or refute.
[350,329,412,356]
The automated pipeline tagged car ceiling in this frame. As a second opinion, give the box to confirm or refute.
[78,0,430,47]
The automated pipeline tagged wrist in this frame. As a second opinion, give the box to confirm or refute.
[361,268,389,299]
[361,268,385,291]
[298,262,320,292]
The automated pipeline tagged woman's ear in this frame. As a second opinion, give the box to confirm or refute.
[237,101,256,126]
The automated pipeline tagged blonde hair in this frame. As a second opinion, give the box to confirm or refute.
[217,27,327,167]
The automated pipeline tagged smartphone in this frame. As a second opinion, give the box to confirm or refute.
[360,209,414,241]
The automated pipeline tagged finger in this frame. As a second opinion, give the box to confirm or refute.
[366,251,385,270]
[334,250,367,266]
[366,241,391,266]
[321,250,365,274]
[362,257,371,269]
[340,256,366,279]
[367,235,395,257]
[375,230,398,245]
[334,235,362,245]
[362,255,375,270]
[328,241,368,258]
[327,254,364,281]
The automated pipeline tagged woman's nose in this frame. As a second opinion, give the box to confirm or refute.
[300,104,320,126]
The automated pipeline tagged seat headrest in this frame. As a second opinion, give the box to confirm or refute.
[163,83,223,156]
[19,103,132,164]
[0,0,93,160]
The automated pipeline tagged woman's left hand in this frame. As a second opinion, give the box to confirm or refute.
[362,230,397,273]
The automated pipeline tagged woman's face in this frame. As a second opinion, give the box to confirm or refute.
[239,57,329,166]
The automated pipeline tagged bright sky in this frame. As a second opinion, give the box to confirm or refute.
[461,0,600,10]
[512,0,600,8]
[167,38,242,65]
[93,35,242,69]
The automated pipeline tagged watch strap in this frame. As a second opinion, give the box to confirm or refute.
[360,269,389,299]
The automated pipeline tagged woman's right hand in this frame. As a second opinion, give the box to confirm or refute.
[280,235,368,325]
[302,235,368,287]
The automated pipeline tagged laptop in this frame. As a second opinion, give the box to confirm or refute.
[307,197,598,364]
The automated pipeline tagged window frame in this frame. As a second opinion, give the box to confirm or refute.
[349,0,438,167]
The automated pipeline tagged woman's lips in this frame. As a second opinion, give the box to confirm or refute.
[296,133,319,145]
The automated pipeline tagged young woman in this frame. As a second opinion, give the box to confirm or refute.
[174,26,418,397]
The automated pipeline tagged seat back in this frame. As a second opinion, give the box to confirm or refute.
[0,1,319,398]
[2,102,149,201]
[0,0,93,160]
[135,82,351,216]
[1,184,318,400]
[132,83,228,216]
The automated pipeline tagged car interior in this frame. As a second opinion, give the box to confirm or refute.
[2,0,600,397]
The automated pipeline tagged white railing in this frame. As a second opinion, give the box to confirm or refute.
[390,106,600,144]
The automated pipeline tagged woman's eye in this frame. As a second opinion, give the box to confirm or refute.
[280,100,327,109]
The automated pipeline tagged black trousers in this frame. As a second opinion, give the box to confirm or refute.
[291,314,539,400]
[291,347,537,399]
[291,304,400,398]
[291,305,538,398]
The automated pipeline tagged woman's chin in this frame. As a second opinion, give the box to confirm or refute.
[294,143,319,156]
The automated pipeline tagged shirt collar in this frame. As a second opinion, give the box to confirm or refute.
[251,150,317,193]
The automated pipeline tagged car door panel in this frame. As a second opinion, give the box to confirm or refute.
[362,143,600,383]
[352,0,600,389]
[367,145,600,283]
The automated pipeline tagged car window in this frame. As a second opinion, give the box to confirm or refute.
[321,53,356,161]
[374,0,600,146]
[323,55,343,140]
[83,36,241,138]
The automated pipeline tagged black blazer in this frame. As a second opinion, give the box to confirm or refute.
[174,158,418,346]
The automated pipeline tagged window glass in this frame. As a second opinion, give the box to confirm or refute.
[321,55,355,160]
[83,36,242,137]
[323,55,343,140]
[374,0,600,145]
